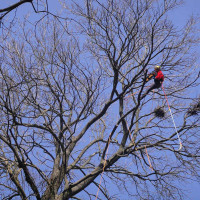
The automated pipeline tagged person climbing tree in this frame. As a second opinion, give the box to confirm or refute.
[142,65,164,99]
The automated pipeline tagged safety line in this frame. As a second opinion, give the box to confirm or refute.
[125,91,154,171]
[126,121,153,170]
[95,134,111,200]
[145,145,153,171]
[125,91,139,99]
[161,84,182,150]
[95,88,154,199]
[125,88,154,170]
[125,85,151,99]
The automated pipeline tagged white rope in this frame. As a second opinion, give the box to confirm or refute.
[162,85,182,150]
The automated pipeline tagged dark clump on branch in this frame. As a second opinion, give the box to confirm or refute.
[154,107,165,118]
[187,100,200,116]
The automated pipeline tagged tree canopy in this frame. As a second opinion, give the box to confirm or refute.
[0,0,200,199]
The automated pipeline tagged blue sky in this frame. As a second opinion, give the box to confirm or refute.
[1,0,200,199]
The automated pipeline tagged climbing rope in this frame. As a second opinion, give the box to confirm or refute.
[125,85,151,100]
[95,120,154,199]
[95,78,183,198]
[125,89,154,171]
[95,134,112,200]
[162,84,182,150]
[126,87,154,169]
[95,86,154,199]
[145,145,153,171]
[126,120,153,171]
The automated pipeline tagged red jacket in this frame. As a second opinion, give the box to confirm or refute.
[155,70,164,82]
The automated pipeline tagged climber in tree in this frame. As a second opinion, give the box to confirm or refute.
[142,65,164,99]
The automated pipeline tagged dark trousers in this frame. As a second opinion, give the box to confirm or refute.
[142,79,162,98]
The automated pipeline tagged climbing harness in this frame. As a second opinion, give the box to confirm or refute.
[162,84,182,150]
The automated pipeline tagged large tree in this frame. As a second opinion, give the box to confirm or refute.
[0,0,200,199]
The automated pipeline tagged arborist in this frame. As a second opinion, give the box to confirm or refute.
[142,65,164,98]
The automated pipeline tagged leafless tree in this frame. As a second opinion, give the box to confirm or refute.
[0,0,54,31]
[0,0,199,199]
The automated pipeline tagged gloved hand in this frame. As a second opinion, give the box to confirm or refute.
[146,73,155,81]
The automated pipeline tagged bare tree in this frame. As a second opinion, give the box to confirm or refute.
[0,0,54,31]
[0,0,199,199]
